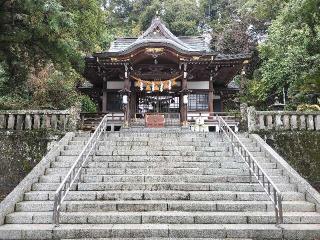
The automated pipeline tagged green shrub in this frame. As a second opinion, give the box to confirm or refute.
[81,95,97,113]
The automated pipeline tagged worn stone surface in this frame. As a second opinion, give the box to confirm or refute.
[7,115,15,129]
[25,115,32,130]
[0,130,64,202]
[307,115,315,130]
[257,131,320,192]
[0,115,6,129]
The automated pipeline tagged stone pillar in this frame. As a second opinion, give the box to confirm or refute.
[7,114,15,129]
[25,114,32,130]
[16,115,24,130]
[102,76,107,113]
[275,114,283,130]
[60,115,67,131]
[283,115,290,130]
[315,115,320,130]
[34,114,40,129]
[307,115,315,130]
[45,115,51,128]
[299,115,306,130]
[247,106,257,132]
[240,103,248,123]
[41,115,46,128]
[0,114,6,129]
[51,115,58,130]
[291,115,298,130]
[266,115,273,130]
[258,115,265,130]
[68,103,81,130]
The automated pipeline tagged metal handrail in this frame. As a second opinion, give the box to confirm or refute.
[53,115,108,225]
[218,116,284,224]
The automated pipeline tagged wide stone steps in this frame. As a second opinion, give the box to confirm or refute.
[50,160,276,168]
[15,200,315,213]
[1,223,320,239]
[45,167,283,176]
[39,174,289,184]
[1,130,320,239]
[55,155,272,163]
[6,211,320,224]
[23,190,304,202]
[31,182,296,192]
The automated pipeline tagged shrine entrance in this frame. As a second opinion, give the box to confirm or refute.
[136,92,180,114]
[133,92,181,127]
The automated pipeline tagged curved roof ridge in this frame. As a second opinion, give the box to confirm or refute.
[131,17,195,51]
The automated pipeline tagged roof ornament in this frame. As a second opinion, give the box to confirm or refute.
[156,10,160,19]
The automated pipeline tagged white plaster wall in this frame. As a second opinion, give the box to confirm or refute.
[188,81,209,90]
[107,81,124,89]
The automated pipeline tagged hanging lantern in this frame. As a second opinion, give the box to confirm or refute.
[168,80,172,90]
[160,82,163,92]
[140,81,144,91]
[146,84,151,92]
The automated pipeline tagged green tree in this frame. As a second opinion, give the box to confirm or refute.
[0,0,106,109]
[247,0,320,109]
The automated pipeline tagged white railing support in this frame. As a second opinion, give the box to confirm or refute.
[218,116,284,224]
[53,115,108,226]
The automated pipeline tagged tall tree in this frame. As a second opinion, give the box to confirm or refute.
[0,0,106,109]
[246,0,320,109]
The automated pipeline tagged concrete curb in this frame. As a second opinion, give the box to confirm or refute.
[251,134,320,212]
[0,132,75,225]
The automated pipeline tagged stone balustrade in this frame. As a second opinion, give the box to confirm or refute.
[0,109,79,131]
[247,107,320,132]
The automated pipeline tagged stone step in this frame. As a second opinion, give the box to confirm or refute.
[32,182,295,192]
[24,190,304,202]
[50,160,276,169]
[61,238,252,240]
[71,137,253,144]
[56,155,270,163]
[45,167,283,176]
[39,174,289,184]
[6,211,320,225]
[15,200,315,213]
[68,140,250,148]
[1,223,320,240]
[60,150,265,158]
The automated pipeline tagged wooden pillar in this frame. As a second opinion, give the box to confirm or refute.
[208,73,214,112]
[102,77,107,113]
[180,63,188,126]
[123,64,130,127]
[130,79,136,119]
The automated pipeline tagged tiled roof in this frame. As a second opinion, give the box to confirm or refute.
[107,17,211,54]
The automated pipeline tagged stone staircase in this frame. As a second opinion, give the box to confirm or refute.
[0,128,320,239]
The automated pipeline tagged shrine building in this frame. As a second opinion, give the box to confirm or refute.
[82,16,251,126]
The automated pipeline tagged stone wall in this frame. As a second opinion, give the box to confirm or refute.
[247,107,320,132]
[0,130,63,201]
[259,131,320,191]
[0,108,81,131]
